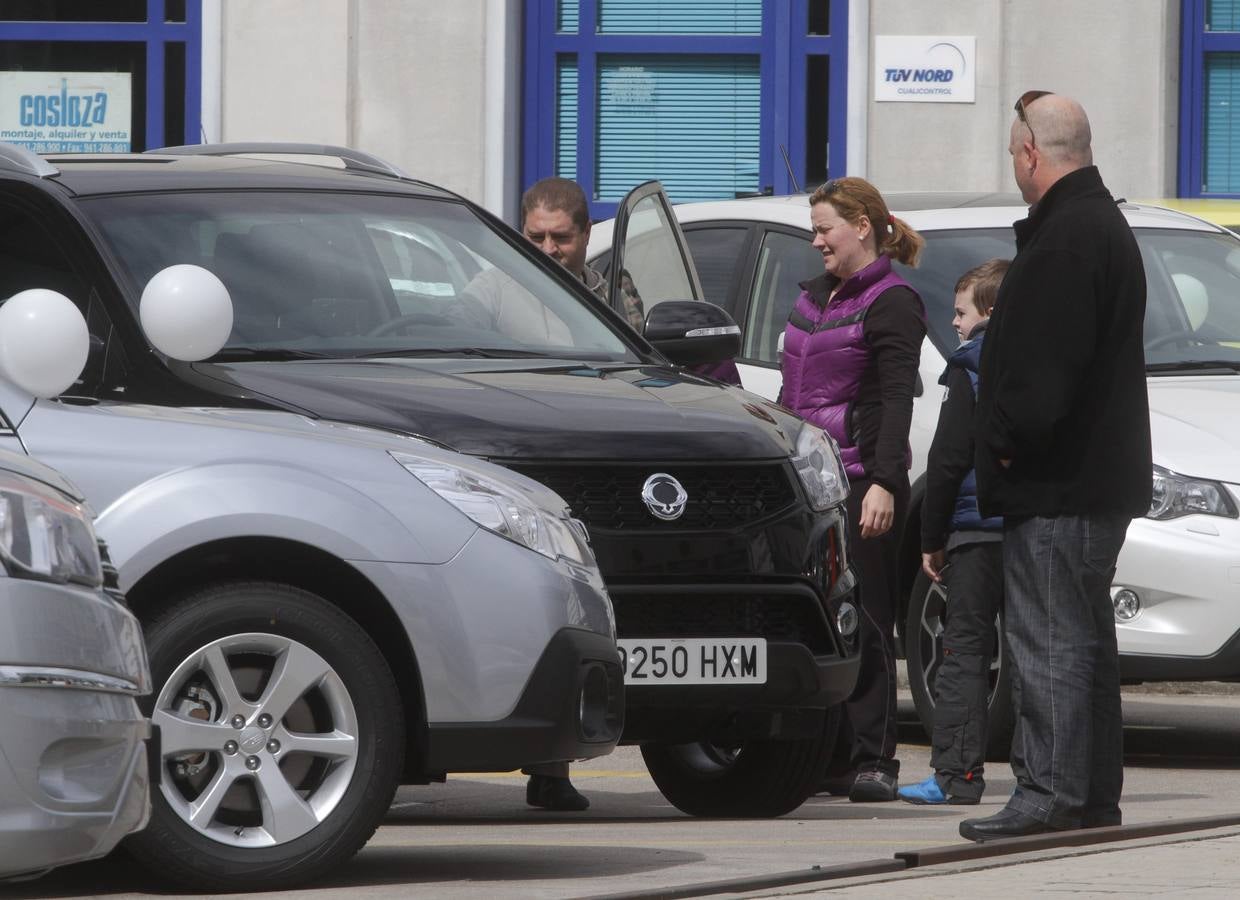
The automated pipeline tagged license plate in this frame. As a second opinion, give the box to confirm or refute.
[617,638,767,685]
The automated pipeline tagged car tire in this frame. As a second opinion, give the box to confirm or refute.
[127,581,404,891]
[905,569,1014,762]
[639,710,838,817]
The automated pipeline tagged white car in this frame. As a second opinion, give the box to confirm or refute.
[590,190,1240,754]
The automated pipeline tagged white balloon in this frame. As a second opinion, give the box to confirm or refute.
[140,264,233,361]
[0,289,90,398]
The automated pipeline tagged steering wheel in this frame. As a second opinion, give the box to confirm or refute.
[368,311,452,337]
[1144,329,1220,351]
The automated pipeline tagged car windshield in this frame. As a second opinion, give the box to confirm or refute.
[898,226,1240,372]
[82,192,636,363]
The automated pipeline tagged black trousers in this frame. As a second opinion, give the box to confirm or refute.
[929,540,1003,799]
[834,476,909,778]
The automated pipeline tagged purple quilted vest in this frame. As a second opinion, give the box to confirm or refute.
[781,255,915,479]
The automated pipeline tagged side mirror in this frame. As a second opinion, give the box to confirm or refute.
[644,300,741,366]
[0,290,90,398]
[140,264,233,361]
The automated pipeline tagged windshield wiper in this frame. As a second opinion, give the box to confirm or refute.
[209,347,334,361]
[354,347,584,360]
[1146,360,1240,374]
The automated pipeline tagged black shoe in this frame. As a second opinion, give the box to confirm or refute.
[959,807,1073,842]
[526,774,589,811]
[849,769,898,803]
[818,769,857,796]
[1083,812,1122,828]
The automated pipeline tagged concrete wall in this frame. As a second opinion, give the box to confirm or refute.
[220,0,350,145]
[213,1,1182,209]
[219,0,489,203]
[865,0,1180,200]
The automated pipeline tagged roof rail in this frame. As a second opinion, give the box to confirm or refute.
[146,142,409,179]
[0,142,60,178]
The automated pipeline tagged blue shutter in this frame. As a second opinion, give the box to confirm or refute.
[557,0,579,32]
[555,56,578,181]
[597,0,761,34]
[1208,0,1240,31]
[1205,53,1240,192]
[595,54,760,202]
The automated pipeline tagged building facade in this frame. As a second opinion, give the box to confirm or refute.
[0,1,1234,222]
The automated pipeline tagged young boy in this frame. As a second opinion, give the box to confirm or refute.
[899,257,1010,806]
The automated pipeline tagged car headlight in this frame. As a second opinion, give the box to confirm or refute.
[792,425,850,511]
[0,470,103,587]
[1148,465,1238,520]
[390,451,596,573]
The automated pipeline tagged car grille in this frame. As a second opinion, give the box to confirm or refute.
[611,590,833,655]
[506,462,798,530]
[98,538,127,608]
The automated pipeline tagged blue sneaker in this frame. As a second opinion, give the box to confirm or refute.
[898,774,948,805]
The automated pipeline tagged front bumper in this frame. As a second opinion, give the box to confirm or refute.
[0,578,152,882]
[0,688,150,882]
[423,627,624,773]
[614,570,861,743]
[1115,512,1240,680]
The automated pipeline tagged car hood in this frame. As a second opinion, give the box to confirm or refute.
[193,358,801,460]
[0,445,84,502]
[1148,376,1240,483]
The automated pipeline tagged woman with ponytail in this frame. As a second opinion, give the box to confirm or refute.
[780,177,926,802]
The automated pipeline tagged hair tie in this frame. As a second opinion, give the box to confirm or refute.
[888,214,895,225]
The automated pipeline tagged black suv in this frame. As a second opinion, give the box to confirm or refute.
[0,142,859,820]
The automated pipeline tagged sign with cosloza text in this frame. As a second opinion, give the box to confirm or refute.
[0,71,132,153]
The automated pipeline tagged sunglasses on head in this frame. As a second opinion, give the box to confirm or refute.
[1014,90,1053,146]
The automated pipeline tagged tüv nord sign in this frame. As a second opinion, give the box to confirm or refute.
[874,36,976,103]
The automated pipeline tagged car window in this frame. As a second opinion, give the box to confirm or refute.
[83,192,635,361]
[744,230,823,365]
[613,193,697,311]
[0,200,89,310]
[1141,228,1240,364]
[893,228,1017,355]
[901,226,1240,366]
[366,222,477,313]
[683,225,750,312]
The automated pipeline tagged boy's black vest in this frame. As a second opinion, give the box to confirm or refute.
[941,329,1003,533]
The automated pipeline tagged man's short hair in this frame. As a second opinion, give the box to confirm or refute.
[521,177,590,232]
[955,258,1011,316]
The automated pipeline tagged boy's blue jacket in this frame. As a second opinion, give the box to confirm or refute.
[921,323,1003,552]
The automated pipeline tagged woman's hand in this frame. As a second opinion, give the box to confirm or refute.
[859,483,895,539]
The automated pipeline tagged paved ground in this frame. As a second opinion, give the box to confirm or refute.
[10,690,1240,899]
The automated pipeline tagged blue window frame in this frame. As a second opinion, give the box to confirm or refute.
[525,0,848,220]
[0,0,202,151]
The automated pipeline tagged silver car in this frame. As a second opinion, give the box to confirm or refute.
[0,448,150,882]
[0,141,623,891]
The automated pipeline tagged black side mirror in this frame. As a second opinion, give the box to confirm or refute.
[644,300,741,366]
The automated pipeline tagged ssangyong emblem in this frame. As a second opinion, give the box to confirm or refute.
[641,473,688,521]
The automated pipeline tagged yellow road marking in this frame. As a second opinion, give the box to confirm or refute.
[473,771,649,779]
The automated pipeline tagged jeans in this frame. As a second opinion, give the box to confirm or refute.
[930,541,1003,800]
[1002,513,1130,828]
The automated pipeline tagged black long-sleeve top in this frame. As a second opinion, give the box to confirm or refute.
[853,285,926,490]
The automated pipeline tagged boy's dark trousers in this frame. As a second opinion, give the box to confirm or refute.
[930,541,1003,800]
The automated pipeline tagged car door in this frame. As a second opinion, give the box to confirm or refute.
[728,224,822,401]
[606,181,705,329]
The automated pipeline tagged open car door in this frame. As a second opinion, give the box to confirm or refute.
[606,181,705,326]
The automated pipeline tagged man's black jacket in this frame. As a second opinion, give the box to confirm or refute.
[975,166,1153,518]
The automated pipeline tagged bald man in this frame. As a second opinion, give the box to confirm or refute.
[960,93,1152,841]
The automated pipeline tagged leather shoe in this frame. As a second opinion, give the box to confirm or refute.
[526,774,589,811]
[959,807,1071,842]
